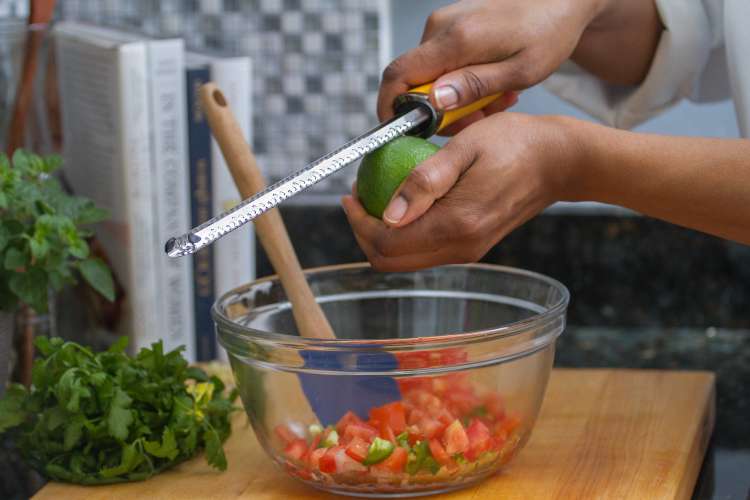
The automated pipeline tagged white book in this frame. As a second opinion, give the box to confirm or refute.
[144,39,195,362]
[188,52,256,361]
[54,22,160,353]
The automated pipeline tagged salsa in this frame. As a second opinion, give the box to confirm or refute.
[272,354,524,488]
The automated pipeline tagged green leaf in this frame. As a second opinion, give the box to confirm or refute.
[68,238,89,259]
[99,443,143,478]
[0,192,7,209]
[0,384,28,432]
[204,428,227,471]
[43,154,62,173]
[107,389,133,441]
[11,149,30,172]
[64,418,84,451]
[0,224,9,251]
[0,153,9,171]
[144,427,178,460]
[29,237,50,261]
[45,406,67,432]
[4,247,26,270]
[78,258,115,302]
[108,336,129,353]
[8,267,48,312]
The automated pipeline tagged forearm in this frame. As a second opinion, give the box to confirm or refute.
[567,121,750,244]
[572,0,663,86]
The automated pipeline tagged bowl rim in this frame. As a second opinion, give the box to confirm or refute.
[212,262,570,350]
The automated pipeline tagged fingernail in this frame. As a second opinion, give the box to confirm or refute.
[434,85,459,110]
[383,195,408,224]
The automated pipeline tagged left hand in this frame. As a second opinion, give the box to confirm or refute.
[342,113,582,272]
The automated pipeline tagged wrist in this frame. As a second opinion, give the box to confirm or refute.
[541,116,599,203]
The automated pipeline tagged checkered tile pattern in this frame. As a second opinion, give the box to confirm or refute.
[45,0,389,193]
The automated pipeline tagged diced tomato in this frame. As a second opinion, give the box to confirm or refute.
[484,392,506,420]
[336,410,363,434]
[342,421,378,443]
[396,352,431,369]
[428,438,452,466]
[404,426,421,445]
[413,413,447,440]
[435,409,455,427]
[334,447,368,473]
[445,390,481,415]
[397,377,433,393]
[345,436,369,463]
[369,402,407,434]
[284,439,308,462]
[274,424,299,445]
[490,433,507,451]
[318,446,341,473]
[379,422,396,443]
[406,390,442,415]
[442,419,470,455]
[309,434,321,451]
[432,376,449,394]
[465,419,492,461]
[372,446,408,473]
[439,348,469,366]
[308,447,327,469]
[498,414,521,435]
[408,408,425,426]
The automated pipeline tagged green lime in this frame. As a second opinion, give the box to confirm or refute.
[356,136,440,219]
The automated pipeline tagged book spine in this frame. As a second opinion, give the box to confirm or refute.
[146,39,195,362]
[117,43,161,354]
[210,57,256,362]
[186,65,216,361]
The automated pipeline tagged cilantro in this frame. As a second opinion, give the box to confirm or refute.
[0,337,239,484]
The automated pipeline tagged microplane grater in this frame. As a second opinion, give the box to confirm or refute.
[165,106,430,258]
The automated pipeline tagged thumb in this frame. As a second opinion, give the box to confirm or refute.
[431,60,525,111]
[383,139,474,228]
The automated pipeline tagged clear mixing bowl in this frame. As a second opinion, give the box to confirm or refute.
[215,263,568,497]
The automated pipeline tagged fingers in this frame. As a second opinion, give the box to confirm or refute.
[431,60,531,112]
[382,139,476,228]
[342,195,465,272]
[377,36,457,121]
[437,92,520,136]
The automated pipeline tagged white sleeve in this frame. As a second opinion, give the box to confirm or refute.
[543,0,729,130]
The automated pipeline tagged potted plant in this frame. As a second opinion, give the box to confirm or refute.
[0,149,114,396]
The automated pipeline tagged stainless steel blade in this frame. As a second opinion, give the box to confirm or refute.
[165,106,431,258]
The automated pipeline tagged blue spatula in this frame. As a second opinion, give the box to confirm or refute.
[199,83,401,425]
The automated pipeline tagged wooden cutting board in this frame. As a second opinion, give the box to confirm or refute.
[34,368,715,500]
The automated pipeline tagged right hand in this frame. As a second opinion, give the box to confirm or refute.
[377,0,608,134]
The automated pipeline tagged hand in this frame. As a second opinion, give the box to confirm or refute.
[342,113,582,271]
[377,0,607,133]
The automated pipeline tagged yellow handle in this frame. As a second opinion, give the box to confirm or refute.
[406,83,503,133]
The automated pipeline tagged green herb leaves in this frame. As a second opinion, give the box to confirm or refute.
[0,150,114,312]
[0,337,238,484]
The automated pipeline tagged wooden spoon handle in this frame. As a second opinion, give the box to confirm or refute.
[199,83,336,340]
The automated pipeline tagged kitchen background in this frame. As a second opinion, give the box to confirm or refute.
[1,0,748,498]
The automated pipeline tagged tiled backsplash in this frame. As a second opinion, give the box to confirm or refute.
[2,0,390,193]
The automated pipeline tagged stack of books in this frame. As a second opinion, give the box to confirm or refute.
[53,21,256,362]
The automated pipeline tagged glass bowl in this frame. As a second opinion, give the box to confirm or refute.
[215,263,569,497]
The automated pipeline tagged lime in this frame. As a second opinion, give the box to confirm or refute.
[356,136,440,219]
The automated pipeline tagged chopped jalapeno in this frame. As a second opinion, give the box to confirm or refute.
[320,429,339,448]
[362,437,394,465]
